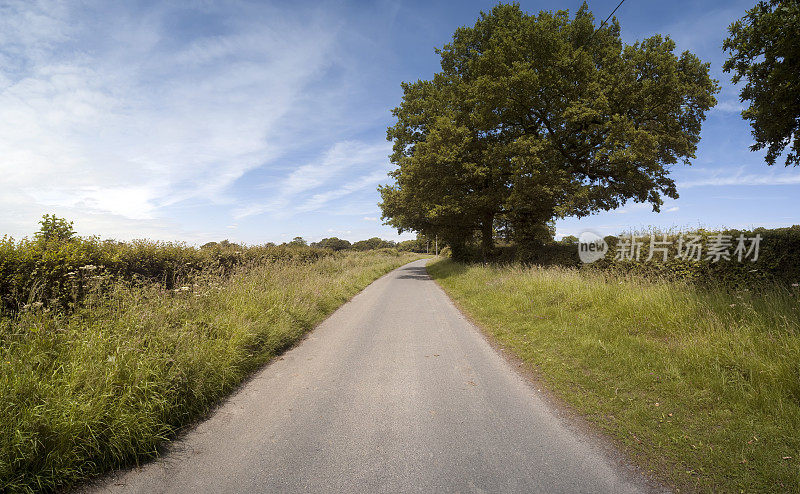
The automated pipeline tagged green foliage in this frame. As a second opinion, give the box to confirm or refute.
[559,235,579,246]
[0,235,111,313]
[396,237,429,253]
[351,237,396,251]
[287,236,307,247]
[723,0,800,166]
[33,215,76,244]
[200,239,244,250]
[428,259,800,492]
[381,2,719,259]
[0,251,419,492]
[310,237,352,251]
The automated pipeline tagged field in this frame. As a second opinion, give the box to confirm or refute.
[0,248,420,492]
[428,259,800,492]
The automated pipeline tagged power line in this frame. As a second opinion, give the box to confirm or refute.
[598,0,626,32]
[588,0,627,42]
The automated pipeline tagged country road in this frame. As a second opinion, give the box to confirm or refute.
[87,259,661,494]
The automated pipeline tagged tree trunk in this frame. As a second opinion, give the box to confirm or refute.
[481,213,494,262]
[448,236,468,262]
[510,202,555,262]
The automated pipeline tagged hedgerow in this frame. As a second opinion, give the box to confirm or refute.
[0,232,333,315]
[482,225,800,287]
[591,226,800,287]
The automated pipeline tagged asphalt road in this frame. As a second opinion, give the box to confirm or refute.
[88,259,660,493]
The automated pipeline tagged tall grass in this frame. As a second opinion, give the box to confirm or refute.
[428,259,800,492]
[0,251,419,492]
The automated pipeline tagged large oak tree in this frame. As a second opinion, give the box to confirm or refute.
[380,3,719,260]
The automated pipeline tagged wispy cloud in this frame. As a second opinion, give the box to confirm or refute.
[234,140,391,219]
[612,203,652,215]
[648,1,751,59]
[297,169,389,213]
[0,1,344,239]
[712,99,744,114]
[681,168,800,187]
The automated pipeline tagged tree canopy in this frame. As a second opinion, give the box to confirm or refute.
[34,215,76,244]
[287,237,307,247]
[723,0,800,166]
[380,2,718,260]
[311,237,352,251]
[351,237,396,251]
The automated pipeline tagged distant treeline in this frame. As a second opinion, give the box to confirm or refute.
[200,236,429,253]
[308,236,429,253]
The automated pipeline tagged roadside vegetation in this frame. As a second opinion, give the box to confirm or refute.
[428,258,800,492]
[0,216,421,492]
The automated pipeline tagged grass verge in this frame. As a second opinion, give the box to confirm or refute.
[1,251,420,492]
[428,259,800,492]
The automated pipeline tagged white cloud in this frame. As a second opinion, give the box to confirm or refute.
[27,185,160,220]
[0,1,343,239]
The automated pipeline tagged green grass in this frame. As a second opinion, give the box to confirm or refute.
[0,251,421,493]
[428,259,800,492]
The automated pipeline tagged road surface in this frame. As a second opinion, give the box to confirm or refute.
[88,259,660,493]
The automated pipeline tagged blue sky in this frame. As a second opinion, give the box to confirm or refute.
[0,0,797,244]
